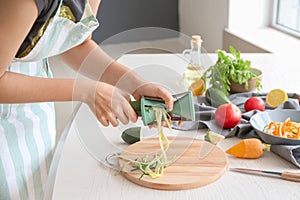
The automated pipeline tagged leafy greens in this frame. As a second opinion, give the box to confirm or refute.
[203,46,262,96]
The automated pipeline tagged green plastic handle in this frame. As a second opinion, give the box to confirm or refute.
[129,91,195,125]
[130,101,142,116]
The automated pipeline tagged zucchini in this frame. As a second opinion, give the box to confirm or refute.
[121,127,141,144]
[204,130,225,145]
[205,87,231,107]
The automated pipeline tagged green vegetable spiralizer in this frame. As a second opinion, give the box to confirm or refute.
[130,91,196,125]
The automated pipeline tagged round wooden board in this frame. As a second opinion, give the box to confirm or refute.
[119,136,228,190]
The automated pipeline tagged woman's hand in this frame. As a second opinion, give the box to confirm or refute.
[132,82,175,111]
[82,81,138,127]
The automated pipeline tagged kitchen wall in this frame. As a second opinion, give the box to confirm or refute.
[179,0,275,53]
[224,0,272,53]
[93,0,272,52]
[93,0,230,52]
[93,0,179,44]
[179,0,229,52]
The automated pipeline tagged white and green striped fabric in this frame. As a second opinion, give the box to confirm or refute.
[0,0,99,199]
[0,60,56,200]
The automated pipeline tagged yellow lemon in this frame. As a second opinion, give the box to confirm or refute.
[266,89,288,108]
[189,79,205,96]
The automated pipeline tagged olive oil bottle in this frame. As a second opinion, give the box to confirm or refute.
[182,35,205,86]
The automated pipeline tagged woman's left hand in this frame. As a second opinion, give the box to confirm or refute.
[131,82,175,111]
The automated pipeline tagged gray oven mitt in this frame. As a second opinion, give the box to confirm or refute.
[172,92,300,168]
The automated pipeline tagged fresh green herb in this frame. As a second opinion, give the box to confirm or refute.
[203,46,262,96]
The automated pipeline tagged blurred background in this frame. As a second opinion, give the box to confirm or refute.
[52,0,300,138]
[92,0,300,53]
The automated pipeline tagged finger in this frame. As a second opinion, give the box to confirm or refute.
[96,106,118,127]
[111,96,132,125]
[117,112,129,125]
[123,101,138,123]
[114,106,129,125]
[94,106,108,126]
[116,88,131,101]
[98,115,109,127]
[123,93,131,102]
[105,112,119,127]
[155,87,174,111]
[167,98,175,111]
[132,92,142,101]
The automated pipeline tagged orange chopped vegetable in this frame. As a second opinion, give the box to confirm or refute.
[226,138,270,159]
[264,117,300,139]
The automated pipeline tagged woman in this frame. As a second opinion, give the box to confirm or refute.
[0,0,174,199]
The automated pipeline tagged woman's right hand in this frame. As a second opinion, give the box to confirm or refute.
[80,81,138,127]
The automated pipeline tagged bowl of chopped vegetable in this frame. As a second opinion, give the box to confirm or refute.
[250,109,300,145]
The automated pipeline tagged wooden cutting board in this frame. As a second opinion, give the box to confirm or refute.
[119,136,228,190]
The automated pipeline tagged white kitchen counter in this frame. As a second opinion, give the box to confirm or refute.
[46,53,300,200]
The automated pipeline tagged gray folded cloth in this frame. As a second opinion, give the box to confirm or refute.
[172,92,300,168]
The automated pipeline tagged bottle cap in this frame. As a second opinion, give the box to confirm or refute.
[192,35,202,43]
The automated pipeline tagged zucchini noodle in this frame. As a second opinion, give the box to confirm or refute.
[117,106,176,179]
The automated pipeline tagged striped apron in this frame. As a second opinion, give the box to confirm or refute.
[0,1,98,199]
